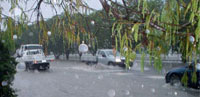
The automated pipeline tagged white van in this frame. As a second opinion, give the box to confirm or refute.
[18,44,43,57]
[22,49,50,70]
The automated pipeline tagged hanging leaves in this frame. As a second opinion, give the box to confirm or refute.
[132,24,139,42]
[141,52,145,72]
[191,71,197,83]
[1,0,200,74]
[142,0,147,17]
[181,72,188,86]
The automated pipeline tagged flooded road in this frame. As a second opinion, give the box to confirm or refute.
[13,60,199,97]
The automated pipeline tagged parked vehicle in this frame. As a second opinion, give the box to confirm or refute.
[80,52,95,62]
[21,49,50,70]
[165,61,200,89]
[96,49,130,67]
[80,49,132,68]
[17,44,43,57]
[16,44,54,71]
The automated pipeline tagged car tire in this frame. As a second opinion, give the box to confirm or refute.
[25,63,30,71]
[108,62,115,66]
[42,66,49,71]
[170,74,181,87]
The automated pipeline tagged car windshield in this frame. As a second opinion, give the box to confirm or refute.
[27,50,42,55]
[106,50,120,56]
[25,46,42,50]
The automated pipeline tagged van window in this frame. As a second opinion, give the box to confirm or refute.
[27,50,41,55]
[100,51,106,56]
[25,46,43,50]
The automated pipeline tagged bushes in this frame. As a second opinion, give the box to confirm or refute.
[0,42,17,97]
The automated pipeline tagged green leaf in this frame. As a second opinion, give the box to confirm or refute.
[195,16,200,42]
[181,72,188,86]
[138,0,141,10]
[112,22,117,35]
[184,2,191,17]
[189,12,195,23]
[192,71,197,83]
[115,36,118,51]
[142,0,147,17]
[130,51,136,61]
[141,52,145,72]
[146,10,154,29]
[186,33,189,58]
[132,24,139,42]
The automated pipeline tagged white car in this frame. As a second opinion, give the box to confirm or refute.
[96,49,128,67]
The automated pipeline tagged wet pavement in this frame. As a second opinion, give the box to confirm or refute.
[13,60,200,97]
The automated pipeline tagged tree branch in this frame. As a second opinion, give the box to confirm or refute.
[34,0,43,23]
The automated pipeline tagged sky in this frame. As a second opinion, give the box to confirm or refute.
[0,0,103,22]
[85,0,103,10]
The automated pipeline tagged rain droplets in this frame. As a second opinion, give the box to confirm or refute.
[98,75,103,80]
[91,20,95,25]
[145,29,150,34]
[141,84,144,88]
[107,89,116,97]
[51,0,60,4]
[151,88,155,93]
[13,34,18,40]
[1,40,5,43]
[14,7,22,16]
[63,72,66,75]
[168,91,178,96]
[124,90,130,95]
[75,74,79,79]
[47,31,52,36]
[1,81,8,86]
[29,32,34,36]
[174,91,178,96]
[189,36,195,43]
[92,81,96,85]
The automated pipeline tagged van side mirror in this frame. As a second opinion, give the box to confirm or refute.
[102,54,106,57]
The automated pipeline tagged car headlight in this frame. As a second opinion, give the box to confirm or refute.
[115,58,121,62]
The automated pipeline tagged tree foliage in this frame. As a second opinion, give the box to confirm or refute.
[99,0,200,65]
[0,41,17,97]
[0,0,198,69]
